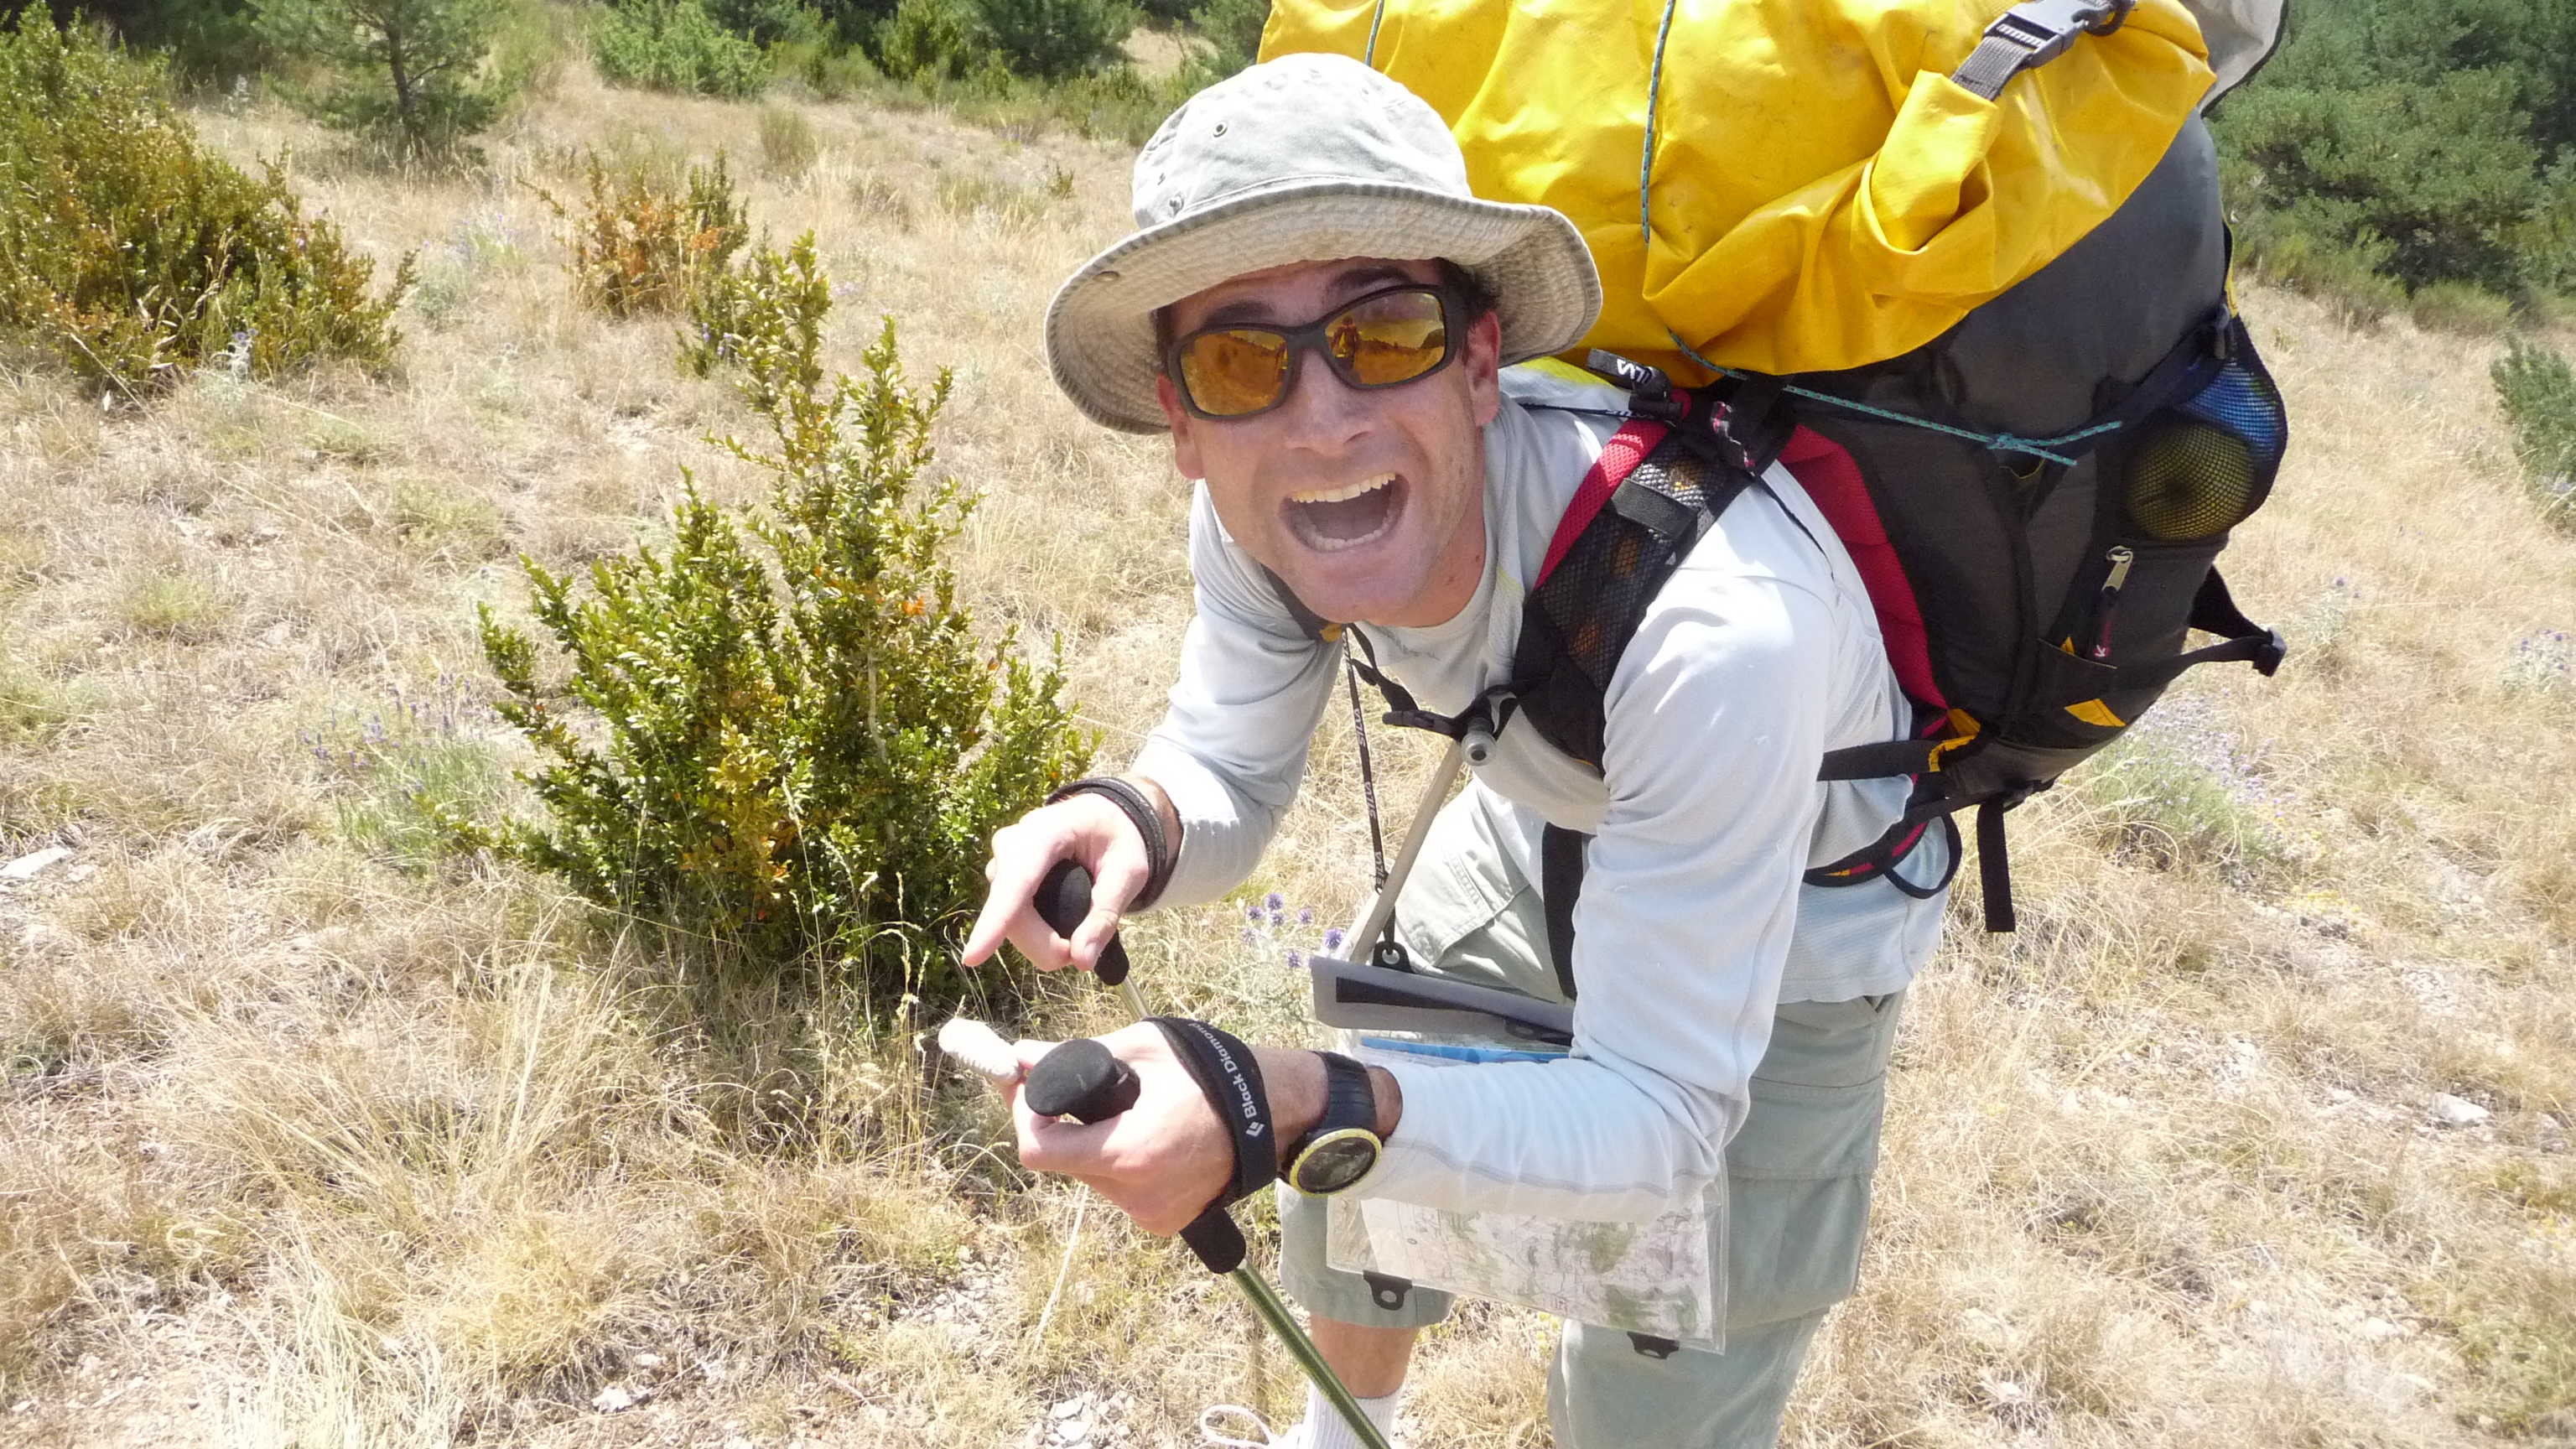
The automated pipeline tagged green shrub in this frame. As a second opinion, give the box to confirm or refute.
[466,241,1092,989]
[0,14,409,396]
[2410,280,2516,335]
[757,104,821,180]
[2235,212,2407,328]
[770,36,880,98]
[253,0,512,162]
[1182,0,1263,82]
[537,151,749,318]
[972,0,1130,80]
[705,0,824,44]
[680,231,828,413]
[2493,337,2576,527]
[873,0,974,80]
[593,0,768,96]
[2075,700,2290,881]
[306,680,508,871]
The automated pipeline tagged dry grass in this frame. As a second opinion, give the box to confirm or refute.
[0,59,2568,1448]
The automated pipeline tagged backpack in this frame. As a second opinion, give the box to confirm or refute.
[1263,0,2293,937]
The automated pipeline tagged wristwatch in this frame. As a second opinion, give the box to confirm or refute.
[1284,1052,1383,1196]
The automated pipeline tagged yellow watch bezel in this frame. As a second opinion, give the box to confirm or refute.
[1287,1124,1384,1196]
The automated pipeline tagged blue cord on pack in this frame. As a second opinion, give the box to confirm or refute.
[1634,3,2125,470]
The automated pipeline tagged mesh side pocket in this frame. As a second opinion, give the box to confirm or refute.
[2122,346,2288,542]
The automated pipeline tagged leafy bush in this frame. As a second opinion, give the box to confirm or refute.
[2408,280,2516,336]
[593,0,768,96]
[467,237,1092,989]
[2493,338,2576,527]
[0,14,409,395]
[972,0,1130,80]
[2231,210,2407,327]
[538,151,750,318]
[1182,0,1263,82]
[758,104,821,180]
[873,0,975,80]
[770,35,880,98]
[679,232,828,413]
[704,0,823,44]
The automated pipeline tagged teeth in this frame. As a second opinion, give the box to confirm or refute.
[1289,473,1396,506]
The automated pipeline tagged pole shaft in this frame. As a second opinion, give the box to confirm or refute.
[1228,1266,1396,1449]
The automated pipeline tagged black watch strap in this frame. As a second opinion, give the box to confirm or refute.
[1311,1052,1377,1139]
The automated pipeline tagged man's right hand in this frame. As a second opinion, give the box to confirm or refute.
[960,783,1167,974]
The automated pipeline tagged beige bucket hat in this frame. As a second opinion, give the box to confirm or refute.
[1043,52,1602,434]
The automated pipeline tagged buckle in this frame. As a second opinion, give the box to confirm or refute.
[2255,628,2289,678]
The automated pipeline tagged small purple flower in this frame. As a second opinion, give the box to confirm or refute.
[1240,927,1258,945]
[1298,906,1314,926]
[1285,949,1303,969]
[1265,891,1284,912]
[1244,902,1262,921]
[1322,927,1345,953]
[1269,910,1285,929]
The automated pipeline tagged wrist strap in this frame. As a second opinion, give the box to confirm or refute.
[1047,776,1176,911]
[1150,1016,1276,1208]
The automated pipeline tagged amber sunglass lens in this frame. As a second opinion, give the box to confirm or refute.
[1334,292,1449,387]
[1182,330,1291,416]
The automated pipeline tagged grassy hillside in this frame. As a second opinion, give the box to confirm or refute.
[0,66,2569,1448]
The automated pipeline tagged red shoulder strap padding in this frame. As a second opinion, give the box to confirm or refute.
[1777,426,1947,713]
[1536,419,1667,587]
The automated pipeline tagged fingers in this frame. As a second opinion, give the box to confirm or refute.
[963,797,1153,972]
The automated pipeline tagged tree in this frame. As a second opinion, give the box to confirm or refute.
[255,0,507,161]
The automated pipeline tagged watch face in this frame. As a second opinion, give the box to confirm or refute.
[1294,1130,1380,1195]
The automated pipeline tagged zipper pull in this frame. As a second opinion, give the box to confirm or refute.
[2090,545,2135,660]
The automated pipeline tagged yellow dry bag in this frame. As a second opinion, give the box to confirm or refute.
[1259,0,2218,380]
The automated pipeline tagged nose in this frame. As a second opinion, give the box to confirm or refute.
[1270,343,1375,448]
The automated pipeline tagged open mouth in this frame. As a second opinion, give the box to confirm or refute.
[1285,472,1404,553]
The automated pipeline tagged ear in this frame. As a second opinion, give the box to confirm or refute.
[1156,374,1205,480]
[1462,309,1504,428]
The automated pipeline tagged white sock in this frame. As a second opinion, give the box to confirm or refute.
[1299,1384,1400,1449]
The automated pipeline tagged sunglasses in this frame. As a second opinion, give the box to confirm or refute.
[1166,283,1460,420]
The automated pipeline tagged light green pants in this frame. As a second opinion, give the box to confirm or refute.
[1279,785,1906,1449]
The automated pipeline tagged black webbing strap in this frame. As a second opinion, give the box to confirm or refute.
[1949,0,2134,101]
[1976,800,2016,932]
[1150,1017,1277,1210]
[1819,737,1943,782]
[1540,824,1588,1000]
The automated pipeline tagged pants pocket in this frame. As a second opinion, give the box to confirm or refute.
[1721,993,1903,1329]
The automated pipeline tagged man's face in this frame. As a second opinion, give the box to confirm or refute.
[1155,257,1503,629]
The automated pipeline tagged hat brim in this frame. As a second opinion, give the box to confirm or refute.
[1045,181,1602,434]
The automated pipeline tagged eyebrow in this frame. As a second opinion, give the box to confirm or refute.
[1194,262,1423,330]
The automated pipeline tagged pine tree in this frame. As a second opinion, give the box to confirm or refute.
[255,0,509,161]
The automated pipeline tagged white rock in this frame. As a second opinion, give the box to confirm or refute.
[2360,1317,2401,1341]
[2431,1093,2490,1127]
[0,846,72,881]
[591,1384,636,1413]
[1052,1398,1087,1420]
[631,1352,663,1370]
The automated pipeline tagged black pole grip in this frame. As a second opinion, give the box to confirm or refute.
[1024,1037,1139,1123]
[1180,1208,1247,1274]
[1036,860,1133,987]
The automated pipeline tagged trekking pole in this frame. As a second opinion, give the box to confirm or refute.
[1026,861,1396,1449]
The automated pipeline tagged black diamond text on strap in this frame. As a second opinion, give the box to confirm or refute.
[1150,1016,1278,1209]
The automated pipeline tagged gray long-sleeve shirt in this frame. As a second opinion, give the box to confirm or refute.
[1133,364,1949,1223]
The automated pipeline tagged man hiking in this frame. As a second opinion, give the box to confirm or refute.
[962,51,1950,1449]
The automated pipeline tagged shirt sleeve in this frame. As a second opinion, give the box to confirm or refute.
[1129,486,1342,909]
[1356,564,1836,1221]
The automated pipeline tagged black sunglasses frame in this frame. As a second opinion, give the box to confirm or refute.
[1163,283,1462,422]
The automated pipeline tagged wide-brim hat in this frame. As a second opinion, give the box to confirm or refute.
[1044,52,1602,434]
